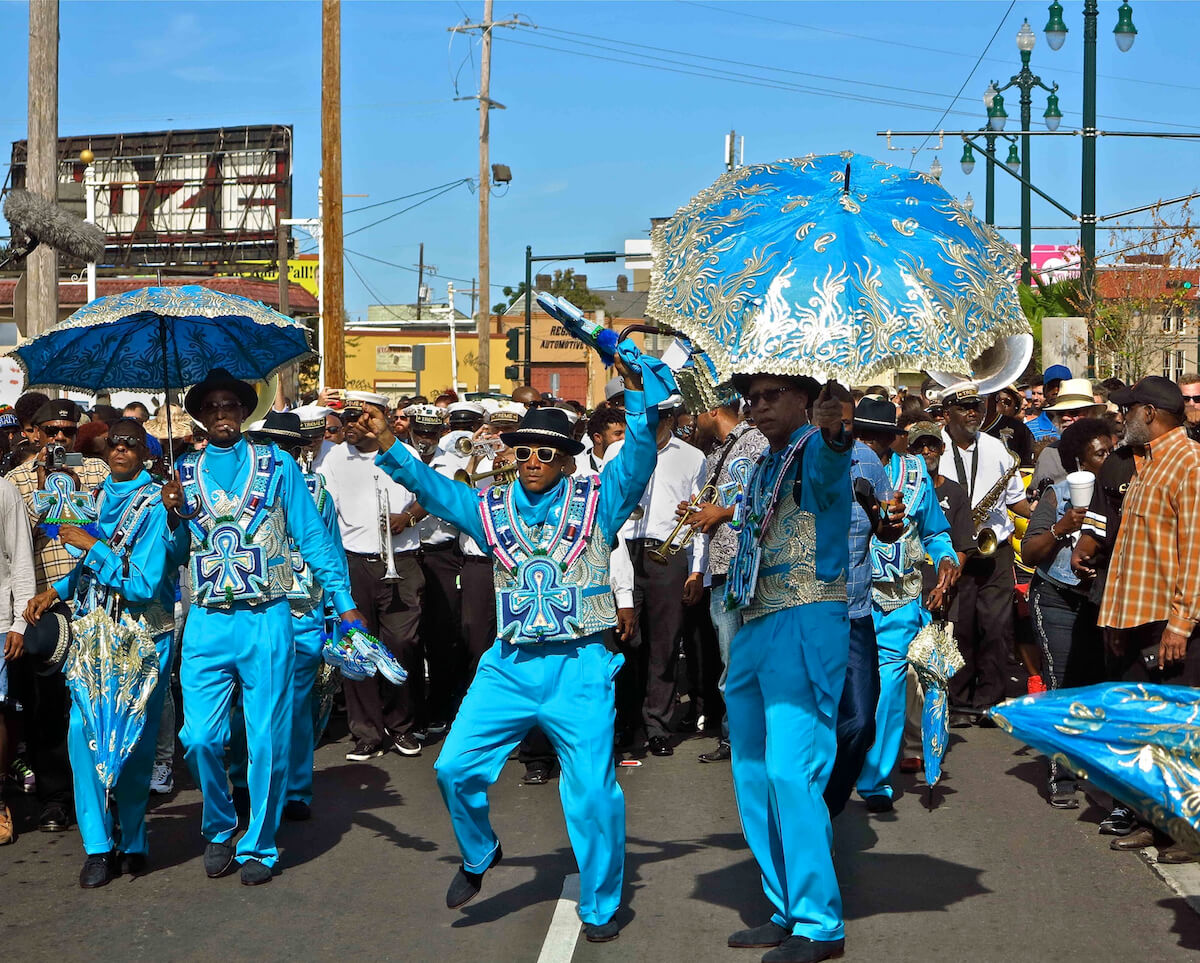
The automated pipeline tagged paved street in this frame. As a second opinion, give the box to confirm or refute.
[3,719,1199,962]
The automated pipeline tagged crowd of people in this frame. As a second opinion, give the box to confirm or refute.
[1,351,1198,959]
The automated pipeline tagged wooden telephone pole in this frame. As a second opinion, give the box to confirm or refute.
[321,0,346,387]
[26,0,59,338]
[450,3,518,393]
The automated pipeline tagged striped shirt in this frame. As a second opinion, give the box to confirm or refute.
[1099,426,1200,636]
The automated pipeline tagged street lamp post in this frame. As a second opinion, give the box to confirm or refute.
[79,148,97,304]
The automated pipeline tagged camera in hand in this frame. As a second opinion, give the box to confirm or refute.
[44,444,83,471]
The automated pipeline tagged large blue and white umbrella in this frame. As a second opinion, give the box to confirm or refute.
[8,284,312,394]
[647,151,1029,384]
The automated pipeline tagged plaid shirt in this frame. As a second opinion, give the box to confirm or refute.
[1099,426,1200,636]
[7,457,110,591]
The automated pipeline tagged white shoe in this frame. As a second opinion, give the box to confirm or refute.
[149,762,174,795]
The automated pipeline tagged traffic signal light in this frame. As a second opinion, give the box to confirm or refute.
[504,364,520,382]
[505,327,522,362]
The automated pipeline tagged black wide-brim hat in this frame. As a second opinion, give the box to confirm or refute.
[248,409,304,447]
[24,601,72,677]
[500,407,585,456]
[854,396,906,435]
[184,367,259,419]
[729,372,822,405]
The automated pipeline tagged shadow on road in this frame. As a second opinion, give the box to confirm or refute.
[1158,897,1200,951]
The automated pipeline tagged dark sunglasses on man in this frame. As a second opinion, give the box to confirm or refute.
[106,433,143,451]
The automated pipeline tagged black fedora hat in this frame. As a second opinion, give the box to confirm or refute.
[500,407,585,456]
[23,602,73,677]
[854,396,906,435]
[247,410,304,448]
[730,372,822,405]
[184,368,258,419]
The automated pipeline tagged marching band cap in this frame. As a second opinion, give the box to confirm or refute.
[657,392,685,413]
[554,403,581,425]
[405,403,447,432]
[248,409,305,446]
[32,399,83,425]
[344,390,390,408]
[291,404,333,440]
[938,381,981,406]
[906,420,945,447]
[447,401,486,423]
[500,407,585,456]
[184,368,257,418]
[1109,375,1185,417]
[487,402,525,426]
[854,396,906,435]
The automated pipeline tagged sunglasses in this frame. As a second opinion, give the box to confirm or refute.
[107,434,143,450]
[950,400,983,412]
[1183,394,1200,404]
[199,401,244,417]
[42,424,78,437]
[744,386,793,407]
[513,446,559,464]
[909,438,944,453]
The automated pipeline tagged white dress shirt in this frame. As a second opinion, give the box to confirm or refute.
[319,441,420,555]
[0,478,36,635]
[418,450,469,547]
[939,429,1025,543]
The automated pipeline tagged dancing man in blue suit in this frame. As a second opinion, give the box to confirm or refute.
[850,397,957,811]
[160,368,363,886]
[723,374,853,963]
[25,418,184,889]
[359,352,665,943]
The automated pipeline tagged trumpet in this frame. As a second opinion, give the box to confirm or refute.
[454,463,519,487]
[377,485,402,581]
[454,435,503,458]
[648,485,718,565]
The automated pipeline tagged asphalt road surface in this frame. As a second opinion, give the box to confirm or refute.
[3,719,1198,962]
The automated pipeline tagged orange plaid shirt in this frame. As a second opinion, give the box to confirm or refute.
[1099,426,1200,636]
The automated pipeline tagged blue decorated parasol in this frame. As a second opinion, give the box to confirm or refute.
[647,152,1029,384]
[991,683,1200,850]
[908,620,963,801]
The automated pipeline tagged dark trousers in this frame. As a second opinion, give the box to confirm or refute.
[825,614,880,817]
[1030,578,1104,795]
[9,660,72,808]
[620,540,688,740]
[950,541,1016,710]
[681,588,722,726]
[419,545,465,725]
[460,556,497,684]
[343,554,424,743]
[1109,622,1200,687]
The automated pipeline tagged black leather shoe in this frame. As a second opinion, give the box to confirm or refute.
[446,844,503,909]
[729,921,789,948]
[79,852,114,889]
[975,714,998,729]
[204,840,237,878]
[762,936,845,962]
[648,736,674,757]
[121,852,148,877]
[522,764,551,785]
[38,803,71,833]
[283,800,311,821]
[240,859,273,886]
[949,712,973,729]
[864,794,894,814]
[698,742,731,763]
[583,920,620,943]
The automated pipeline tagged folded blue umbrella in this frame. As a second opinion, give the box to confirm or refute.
[990,683,1200,850]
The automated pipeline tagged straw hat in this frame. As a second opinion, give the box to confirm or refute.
[145,404,200,441]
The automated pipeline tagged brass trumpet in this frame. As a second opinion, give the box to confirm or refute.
[648,485,718,565]
[454,435,502,458]
[454,463,519,487]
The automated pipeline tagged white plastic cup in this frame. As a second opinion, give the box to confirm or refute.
[1066,470,1095,508]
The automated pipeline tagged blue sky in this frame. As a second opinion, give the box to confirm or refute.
[2,0,1197,320]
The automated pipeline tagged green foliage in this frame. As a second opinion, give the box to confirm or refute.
[495,268,606,315]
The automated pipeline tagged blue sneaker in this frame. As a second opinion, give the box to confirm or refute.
[322,638,371,681]
[347,629,408,685]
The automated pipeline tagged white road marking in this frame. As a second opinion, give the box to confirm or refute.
[536,874,582,963]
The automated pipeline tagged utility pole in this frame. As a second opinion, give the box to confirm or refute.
[447,281,458,397]
[450,3,519,393]
[321,0,346,387]
[26,0,59,338]
[416,241,424,320]
[1080,0,1099,303]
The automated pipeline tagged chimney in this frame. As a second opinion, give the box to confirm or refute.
[616,274,629,292]
[534,273,552,291]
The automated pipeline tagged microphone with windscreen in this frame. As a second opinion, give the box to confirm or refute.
[1,188,106,268]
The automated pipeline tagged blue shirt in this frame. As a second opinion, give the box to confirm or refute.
[882,450,956,569]
[848,441,892,619]
[1026,411,1059,442]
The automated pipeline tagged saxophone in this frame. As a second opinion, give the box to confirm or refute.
[971,445,1020,557]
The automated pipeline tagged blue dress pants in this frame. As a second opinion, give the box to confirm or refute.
[434,637,625,926]
[727,601,849,942]
[856,598,929,800]
[180,599,295,867]
[70,632,173,856]
[286,610,325,805]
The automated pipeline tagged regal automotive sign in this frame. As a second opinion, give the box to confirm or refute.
[9,125,291,267]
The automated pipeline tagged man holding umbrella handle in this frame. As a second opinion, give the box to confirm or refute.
[159,368,364,887]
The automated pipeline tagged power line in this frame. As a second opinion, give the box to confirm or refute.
[343,178,473,215]
[346,246,508,290]
[343,180,472,239]
[344,249,410,319]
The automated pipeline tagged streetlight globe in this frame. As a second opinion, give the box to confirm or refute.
[1005,143,1021,172]
[960,141,976,175]
[79,148,95,165]
[929,156,943,182]
[963,192,975,213]
[1016,19,1037,52]
[988,92,1008,131]
[1044,0,1068,50]
[1043,90,1063,132]
[1114,1,1137,52]
[983,81,999,109]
